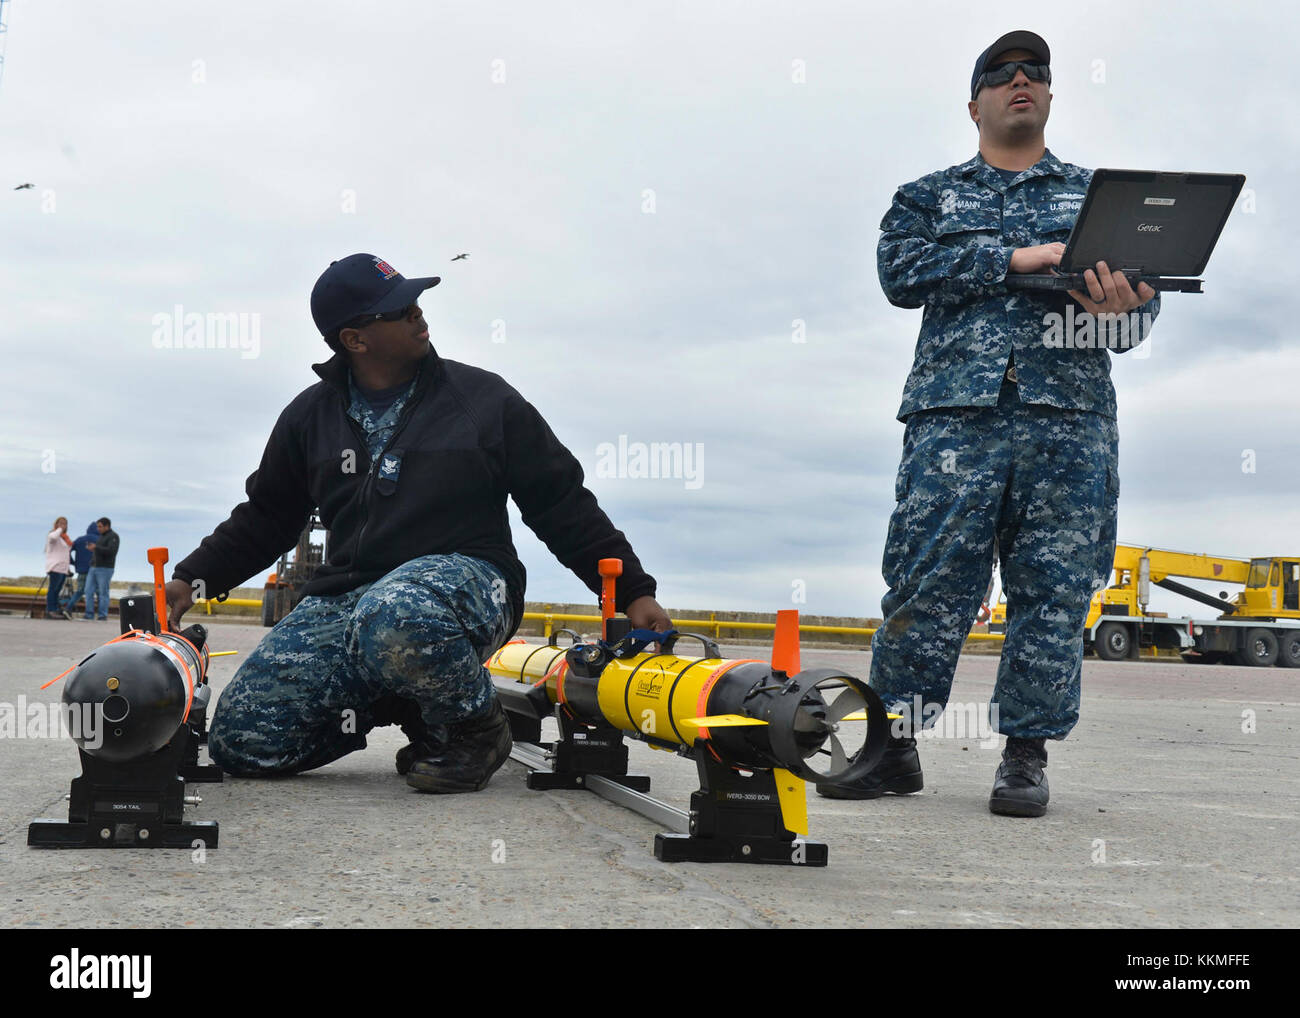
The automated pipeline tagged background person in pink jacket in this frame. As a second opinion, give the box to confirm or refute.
[43,518,74,619]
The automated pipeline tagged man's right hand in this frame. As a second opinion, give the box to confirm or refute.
[1009,242,1065,275]
[164,579,195,628]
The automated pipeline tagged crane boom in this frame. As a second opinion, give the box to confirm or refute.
[1110,544,1250,587]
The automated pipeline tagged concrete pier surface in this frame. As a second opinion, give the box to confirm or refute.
[1,615,1295,929]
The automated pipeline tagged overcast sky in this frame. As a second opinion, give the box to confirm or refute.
[2,0,1296,619]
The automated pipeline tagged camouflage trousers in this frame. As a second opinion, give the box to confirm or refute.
[209,554,514,776]
[871,377,1119,739]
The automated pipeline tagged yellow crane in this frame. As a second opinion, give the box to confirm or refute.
[989,544,1300,667]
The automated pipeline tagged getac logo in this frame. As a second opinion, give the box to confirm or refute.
[1137,223,1162,232]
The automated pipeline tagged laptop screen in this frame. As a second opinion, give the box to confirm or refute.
[1060,170,1245,277]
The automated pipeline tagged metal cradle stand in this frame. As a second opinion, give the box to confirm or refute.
[496,679,824,867]
[28,732,220,849]
[27,594,223,849]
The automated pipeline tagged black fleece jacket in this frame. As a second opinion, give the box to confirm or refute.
[92,529,119,569]
[172,347,656,631]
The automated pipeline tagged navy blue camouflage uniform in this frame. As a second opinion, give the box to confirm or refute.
[873,150,1159,739]
[208,370,513,774]
[184,349,657,776]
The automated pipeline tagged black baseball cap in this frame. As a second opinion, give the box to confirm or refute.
[310,253,440,335]
[971,31,1050,100]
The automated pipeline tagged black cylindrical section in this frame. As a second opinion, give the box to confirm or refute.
[698,661,790,769]
[179,623,209,654]
[559,648,604,720]
[62,640,190,762]
[156,630,207,685]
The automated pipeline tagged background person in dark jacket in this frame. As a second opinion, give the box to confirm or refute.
[83,517,119,621]
[165,253,670,795]
[59,522,99,617]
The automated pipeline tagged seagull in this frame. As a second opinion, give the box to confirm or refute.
[13,183,34,190]
[451,253,469,261]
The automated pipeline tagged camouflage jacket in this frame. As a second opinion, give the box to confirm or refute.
[878,149,1159,421]
[346,370,419,465]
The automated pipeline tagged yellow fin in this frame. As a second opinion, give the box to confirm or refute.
[679,714,769,728]
[772,768,807,836]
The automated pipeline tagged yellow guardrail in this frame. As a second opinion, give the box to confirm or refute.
[519,610,1006,643]
[1,585,1006,642]
[198,598,260,614]
[0,586,261,614]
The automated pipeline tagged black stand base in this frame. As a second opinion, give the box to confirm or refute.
[497,681,823,865]
[654,832,827,865]
[27,818,219,849]
[28,725,219,850]
[179,763,224,783]
[180,692,223,784]
[526,769,652,792]
[496,686,654,792]
[530,712,651,790]
[654,751,826,866]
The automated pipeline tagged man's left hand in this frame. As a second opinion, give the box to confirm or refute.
[1067,260,1157,316]
[626,595,672,633]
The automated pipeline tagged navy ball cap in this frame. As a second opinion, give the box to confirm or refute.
[971,30,1050,100]
[311,253,440,335]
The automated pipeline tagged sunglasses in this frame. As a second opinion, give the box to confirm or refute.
[976,60,1051,94]
[345,304,418,329]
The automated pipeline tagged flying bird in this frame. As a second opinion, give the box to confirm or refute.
[451,253,469,261]
[13,183,34,190]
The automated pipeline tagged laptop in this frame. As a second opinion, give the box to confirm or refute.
[1006,169,1245,294]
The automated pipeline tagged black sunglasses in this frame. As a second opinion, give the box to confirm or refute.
[976,60,1051,94]
[345,304,418,329]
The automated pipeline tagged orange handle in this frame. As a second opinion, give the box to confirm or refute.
[598,558,623,623]
[147,547,170,633]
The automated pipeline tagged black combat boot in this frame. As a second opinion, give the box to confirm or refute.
[405,700,513,794]
[816,733,924,800]
[372,695,447,776]
[394,729,446,776]
[989,736,1049,817]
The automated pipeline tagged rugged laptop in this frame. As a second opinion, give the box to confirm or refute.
[1007,169,1245,294]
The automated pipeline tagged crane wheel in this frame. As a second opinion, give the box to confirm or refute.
[1094,622,1131,661]
[1235,628,1279,667]
[1277,632,1300,669]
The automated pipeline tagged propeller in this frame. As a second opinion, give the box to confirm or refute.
[784,673,885,783]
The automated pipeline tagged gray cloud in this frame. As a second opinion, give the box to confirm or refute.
[3,0,1296,618]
